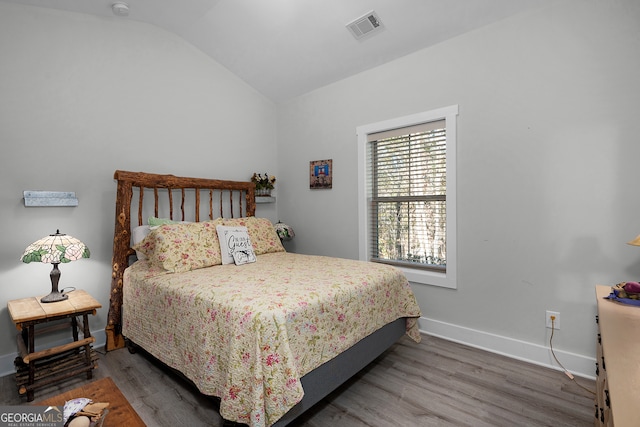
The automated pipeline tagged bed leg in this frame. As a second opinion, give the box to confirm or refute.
[125,338,139,354]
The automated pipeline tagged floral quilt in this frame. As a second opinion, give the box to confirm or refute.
[122,252,421,427]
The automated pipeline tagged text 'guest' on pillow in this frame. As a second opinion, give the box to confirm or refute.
[216,225,257,265]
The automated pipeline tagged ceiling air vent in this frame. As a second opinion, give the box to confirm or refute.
[346,11,384,40]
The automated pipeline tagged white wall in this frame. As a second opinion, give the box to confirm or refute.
[277,0,640,375]
[2,0,639,380]
[0,3,277,374]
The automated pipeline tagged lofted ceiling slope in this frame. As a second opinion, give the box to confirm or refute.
[1,0,549,103]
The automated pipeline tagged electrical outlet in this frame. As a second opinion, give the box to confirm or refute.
[546,310,560,329]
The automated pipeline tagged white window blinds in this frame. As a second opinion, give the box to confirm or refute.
[367,119,447,271]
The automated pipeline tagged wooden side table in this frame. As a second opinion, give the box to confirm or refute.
[7,289,102,401]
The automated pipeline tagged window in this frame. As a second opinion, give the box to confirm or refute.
[357,105,458,288]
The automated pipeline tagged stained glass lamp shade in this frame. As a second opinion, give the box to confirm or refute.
[274,221,295,242]
[21,230,90,303]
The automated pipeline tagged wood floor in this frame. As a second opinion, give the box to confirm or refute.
[0,334,596,426]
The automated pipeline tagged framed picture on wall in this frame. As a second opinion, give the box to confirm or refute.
[309,159,332,189]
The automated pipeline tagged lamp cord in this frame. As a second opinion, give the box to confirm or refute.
[549,318,595,396]
[60,287,76,294]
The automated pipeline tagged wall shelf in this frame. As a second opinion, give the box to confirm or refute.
[24,191,78,207]
[256,196,275,204]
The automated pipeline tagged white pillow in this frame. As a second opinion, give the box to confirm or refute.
[216,225,256,265]
[132,225,151,260]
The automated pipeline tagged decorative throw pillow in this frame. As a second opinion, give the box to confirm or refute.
[232,246,257,265]
[216,225,257,265]
[222,217,285,255]
[135,219,188,250]
[133,219,223,272]
[148,217,180,226]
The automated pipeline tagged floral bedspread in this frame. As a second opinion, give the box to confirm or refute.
[122,252,421,427]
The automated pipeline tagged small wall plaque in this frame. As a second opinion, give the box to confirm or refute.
[24,191,78,207]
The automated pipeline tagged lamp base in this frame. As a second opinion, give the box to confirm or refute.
[41,291,68,303]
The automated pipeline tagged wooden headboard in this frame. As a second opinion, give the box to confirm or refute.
[105,170,256,351]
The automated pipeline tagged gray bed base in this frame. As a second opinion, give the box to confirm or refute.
[126,318,406,426]
[272,317,406,426]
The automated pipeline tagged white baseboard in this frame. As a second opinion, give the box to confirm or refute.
[0,328,106,378]
[1,322,596,382]
[418,317,596,380]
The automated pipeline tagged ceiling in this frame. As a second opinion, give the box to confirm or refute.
[2,0,549,103]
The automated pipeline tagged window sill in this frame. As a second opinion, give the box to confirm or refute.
[400,266,456,289]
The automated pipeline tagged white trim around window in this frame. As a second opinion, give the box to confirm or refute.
[356,105,458,289]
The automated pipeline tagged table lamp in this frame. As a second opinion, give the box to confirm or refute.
[21,230,90,303]
[274,221,295,242]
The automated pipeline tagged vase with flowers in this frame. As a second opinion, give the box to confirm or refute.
[251,172,276,196]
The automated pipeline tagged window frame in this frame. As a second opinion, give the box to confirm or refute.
[357,105,458,288]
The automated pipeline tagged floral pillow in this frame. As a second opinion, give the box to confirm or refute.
[133,219,223,273]
[148,217,180,226]
[222,217,285,255]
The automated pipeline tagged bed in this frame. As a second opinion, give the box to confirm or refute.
[105,170,422,427]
